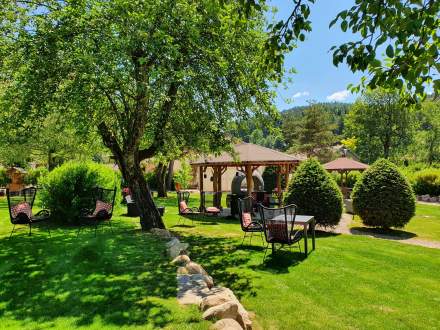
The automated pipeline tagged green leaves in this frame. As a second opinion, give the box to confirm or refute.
[385,44,394,58]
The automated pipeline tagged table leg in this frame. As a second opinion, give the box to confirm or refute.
[304,224,308,257]
[312,219,316,251]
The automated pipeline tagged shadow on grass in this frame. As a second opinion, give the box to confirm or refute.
[350,227,417,240]
[0,225,177,328]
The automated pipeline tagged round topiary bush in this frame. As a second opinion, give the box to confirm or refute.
[39,161,121,224]
[352,158,415,229]
[284,159,343,227]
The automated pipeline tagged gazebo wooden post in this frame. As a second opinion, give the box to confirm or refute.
[245,164,254,197]
[199,166,205,210]
[283,164,289,190]
[276,165,282,205]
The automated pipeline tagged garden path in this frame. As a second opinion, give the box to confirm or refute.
[319,213,440,249]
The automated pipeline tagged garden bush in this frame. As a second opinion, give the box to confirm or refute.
[0,167,11,187]
[40,161,121,224]
[352,159,415,229]
[331,171,362,188]
[412,169,440,196]
[284,159,343,227]
[262,166,287,193]
[24,167,49,186]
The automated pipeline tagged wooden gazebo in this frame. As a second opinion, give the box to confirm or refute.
[324,157,368,197]
[191,143,304,208]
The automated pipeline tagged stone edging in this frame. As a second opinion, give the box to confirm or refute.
[150,228,252,330]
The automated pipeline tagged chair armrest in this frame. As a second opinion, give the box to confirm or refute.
[80,208,93,217]
[245,221,263,230]
[34,209,50,217]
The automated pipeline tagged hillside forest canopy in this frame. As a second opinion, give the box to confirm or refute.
[0,0,439,229]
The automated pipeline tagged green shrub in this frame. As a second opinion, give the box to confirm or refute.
[0,168,11,187]
[39,161,121,224]
[144,171,158,190]
[331,171,362,188]
[352,159,415,229]
[412,169,440,196]
[262,166,287,193]
[173,161,193,189]
[24,167,49,186]
[284,159,343,227]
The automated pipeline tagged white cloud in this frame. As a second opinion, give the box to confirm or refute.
[326,90,350,102]
[293,91,310,98]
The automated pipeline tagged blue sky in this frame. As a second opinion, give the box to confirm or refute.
[268,0,362,110]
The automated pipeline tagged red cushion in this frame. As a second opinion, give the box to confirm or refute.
[267,222,288,241]
[93,200,112,216]
[242,212,252,226]
[206,207,220,213]
[11,201,32,219]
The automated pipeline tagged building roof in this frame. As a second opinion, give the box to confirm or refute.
[323,157,369,172]
[191,143,305,167]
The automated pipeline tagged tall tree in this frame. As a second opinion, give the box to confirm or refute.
[247,0,439,98]
[283,103,336,160]
[344,89,414,162]
[0,0,280,229]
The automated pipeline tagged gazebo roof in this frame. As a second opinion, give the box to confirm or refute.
[191,142,305,167]
[324,157,369,172]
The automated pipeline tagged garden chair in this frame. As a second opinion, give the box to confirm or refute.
[238,196,264,246]
[177,191,200,224]
[259,204,303,260]
[200,191,221,216]
[6,187,51,238]
[77,187,116,237]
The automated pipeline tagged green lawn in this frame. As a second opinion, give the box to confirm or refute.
[351,203,440,241]
[1,194,440,329]
[0,198,209,330]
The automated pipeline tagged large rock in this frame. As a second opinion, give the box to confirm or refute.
[171,254,191,265]
[150,228,172,239]
[167,241,189,259]
[166,237,180,248]
[186,261,208,275]
[201,287,252,330]
[177,274,211,305]
[202,301,239,321]
[210,318,243,330]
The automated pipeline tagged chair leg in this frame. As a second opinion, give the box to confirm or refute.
[249,232,254,245]
[260,232,265,245]
[47,223,51,238]
[9,224,16,239]
[241,232,247,246]
[77,225,82,238]
[29,223,32,236]
[298,241,302,253]
[108,220,114,233]
[94,221,98,237]
[263,243,270,261]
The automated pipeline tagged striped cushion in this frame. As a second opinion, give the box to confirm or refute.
[179,201,189,213]
[267,221,288,241]
[242,212,252,226]
[92,200,112,217]
[11,201,32,220]
[206,207,220,213]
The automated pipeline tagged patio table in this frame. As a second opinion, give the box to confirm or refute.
[271,214,316,258]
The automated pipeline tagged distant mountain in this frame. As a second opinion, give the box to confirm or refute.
[282,102,352,135]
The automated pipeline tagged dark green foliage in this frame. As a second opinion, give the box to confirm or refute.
[24,167,49,186]
[412,169,440,196]
[284,159,343,227]
[352,159,415,228]
[0,168,11,187]
[332,171,362,189]
[144,172,158,190]
[262,166,286,193]
[39,161,121,224]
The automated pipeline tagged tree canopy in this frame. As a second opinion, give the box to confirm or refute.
[0,0,282,229]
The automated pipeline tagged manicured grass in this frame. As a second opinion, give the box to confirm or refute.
[0,198,209,330]
[1,194,440,329]
[159,193,440,330]
[351,202,440,241]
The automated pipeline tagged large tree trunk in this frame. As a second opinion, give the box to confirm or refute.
[156,162,168,198]
[166,160,174,191]
[123,160,165,230]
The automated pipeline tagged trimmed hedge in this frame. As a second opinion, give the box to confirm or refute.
[332,171,362,188]
[40,161,121,224]
[284,159,343,227]
[412,169,440,196]
[352,159,415,228]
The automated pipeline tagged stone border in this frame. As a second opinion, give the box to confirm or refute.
[150,228,252,330]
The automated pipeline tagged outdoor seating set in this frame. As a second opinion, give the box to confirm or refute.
[6,186,117,238]
[177,191,221,224]
[238,196,316,259]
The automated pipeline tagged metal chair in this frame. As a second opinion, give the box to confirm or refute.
[259,204,303,260]
[177,191,200,224]
[238,196,264,246]
[77,187,116,237]
[200,191,222,215]
[6,187,51,238]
